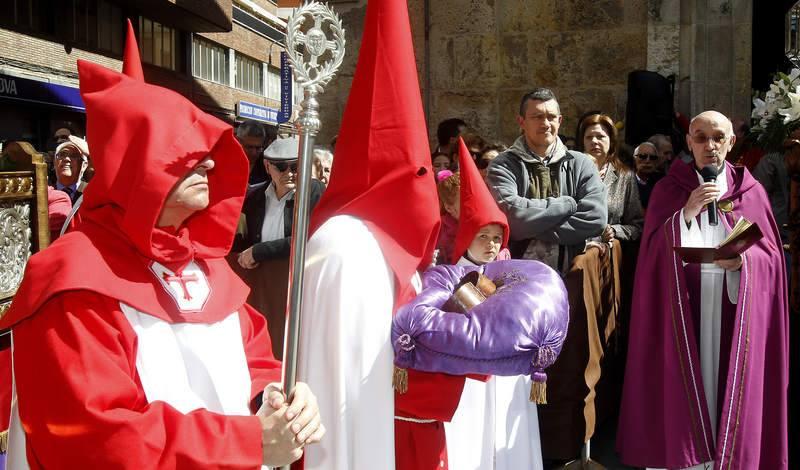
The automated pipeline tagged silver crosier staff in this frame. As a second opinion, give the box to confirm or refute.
[279,2,345,463]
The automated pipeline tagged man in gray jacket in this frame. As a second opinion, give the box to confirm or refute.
[487,88,607,273]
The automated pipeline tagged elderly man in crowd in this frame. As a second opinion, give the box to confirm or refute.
[53,135,90,204]
[233,136,324,356]
[632,141,663,209]
[619,110,788,469]
[312,147,334,187]
[235,120,277,188]
[487,88,606,272]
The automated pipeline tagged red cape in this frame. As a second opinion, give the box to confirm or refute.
[617,161,789,469]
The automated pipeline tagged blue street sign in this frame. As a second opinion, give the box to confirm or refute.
[279,51,292,123]
[237,100,279,124]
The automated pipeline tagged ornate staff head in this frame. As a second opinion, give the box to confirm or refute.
[286,2,346,133]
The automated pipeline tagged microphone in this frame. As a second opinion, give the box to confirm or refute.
[699,165,719,226]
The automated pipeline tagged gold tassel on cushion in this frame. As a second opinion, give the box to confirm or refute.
[393,366,408,394]
[529,346,556,404]
[529,380,547,404]
[0,429,8,454]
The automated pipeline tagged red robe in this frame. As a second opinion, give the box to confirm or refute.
[1,22,283,468]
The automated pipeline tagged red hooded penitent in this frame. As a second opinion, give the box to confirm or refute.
[0,22,281,469]
[306,0,465,468]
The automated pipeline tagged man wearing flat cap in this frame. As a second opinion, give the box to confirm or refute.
[53,135,90,204]
[233,136,325,356]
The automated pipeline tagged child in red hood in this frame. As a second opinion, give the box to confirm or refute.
[443,139,543,470]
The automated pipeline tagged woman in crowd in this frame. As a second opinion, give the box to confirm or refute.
[577,113,644,244]
[476,142,507,183]
[435,171,459,265]
[431,150,452,177]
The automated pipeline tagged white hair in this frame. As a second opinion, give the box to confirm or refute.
[313,147,334,165]
[634,142,658,155]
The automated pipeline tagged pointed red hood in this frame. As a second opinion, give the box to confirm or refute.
[0,27,249,330]
[451,138,509,263]
[122,19,144,81]
[309,0,440,308]
[77,59,247,263]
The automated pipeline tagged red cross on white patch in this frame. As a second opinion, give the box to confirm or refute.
[150,261,210,311]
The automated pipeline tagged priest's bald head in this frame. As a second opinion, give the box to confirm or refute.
[686,110,736,170]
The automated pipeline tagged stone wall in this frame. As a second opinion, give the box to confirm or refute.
[314,0,426,146]
[314,0,753,148]
[428,0,648,145]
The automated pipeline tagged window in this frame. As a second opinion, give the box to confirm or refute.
[235,53,263,95]
[192,36,229,85]
[96,0,122,54]
[139,17,177,71]
[266,66,281,101]
[4,1,120,54]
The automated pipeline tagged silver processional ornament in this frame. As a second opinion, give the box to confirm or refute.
[279,5,344,466]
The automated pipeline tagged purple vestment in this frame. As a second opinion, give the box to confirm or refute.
[617,160,789,469]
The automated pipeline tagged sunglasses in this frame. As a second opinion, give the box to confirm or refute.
[269,160,298,173]
[635,153,658,162]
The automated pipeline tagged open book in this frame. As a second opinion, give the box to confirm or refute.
[673,218,763,264]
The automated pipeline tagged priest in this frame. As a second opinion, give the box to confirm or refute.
[617,111,789,469]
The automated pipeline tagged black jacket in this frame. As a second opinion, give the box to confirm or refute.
[233,179,325,262]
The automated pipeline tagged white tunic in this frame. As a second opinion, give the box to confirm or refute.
[297,215,397,470]
[7,261,265,470]
[260,183,294,242]
[444,257,543,470]
[649,172,740,470]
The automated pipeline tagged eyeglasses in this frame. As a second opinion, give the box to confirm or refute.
[635,153,658,162]
[690,134,729,145]
[269,160,298,173]
[55,151,81,161]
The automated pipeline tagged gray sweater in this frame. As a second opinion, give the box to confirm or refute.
[487,136,607,271]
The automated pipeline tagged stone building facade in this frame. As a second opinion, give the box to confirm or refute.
[315,0,755,148]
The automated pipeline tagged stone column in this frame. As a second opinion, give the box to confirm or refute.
[671,0,752,120]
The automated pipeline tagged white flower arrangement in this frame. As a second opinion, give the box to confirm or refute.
[751,68,800,151]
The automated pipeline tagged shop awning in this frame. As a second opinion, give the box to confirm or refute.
[0,73,85,112]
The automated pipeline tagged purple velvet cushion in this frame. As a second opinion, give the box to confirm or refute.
[392,259,569,378]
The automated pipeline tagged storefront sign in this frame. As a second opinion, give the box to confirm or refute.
[0,73,84,111]
[237,100,279,124]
